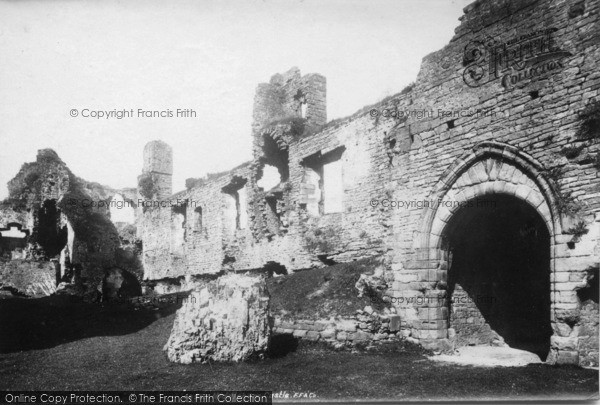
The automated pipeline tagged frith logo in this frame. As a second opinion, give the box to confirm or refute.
[462,28,572,89]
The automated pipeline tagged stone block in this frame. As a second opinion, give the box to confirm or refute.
[305,331,320,341]
[320,328,336,339]
[354,331,371,341]
[425,329,448,339]
[339,320,357,332]
[164,274,270,364]
[420,338,453,352]
[293,329,308,338]
[552,322,572,337]
[551,336,578,350]
[556,350,579,365]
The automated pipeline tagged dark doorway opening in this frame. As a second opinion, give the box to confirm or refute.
[443,194,552,360]
[37,199,67,258]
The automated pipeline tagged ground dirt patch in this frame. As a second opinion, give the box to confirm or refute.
[266,257,383,320]
[0,299,597,400]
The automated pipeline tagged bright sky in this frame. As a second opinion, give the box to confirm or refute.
[0,0,472,199]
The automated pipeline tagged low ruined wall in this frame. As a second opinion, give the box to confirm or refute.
[0,260,56,297]
[273,307,403,347]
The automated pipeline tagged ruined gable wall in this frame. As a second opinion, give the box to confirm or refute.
[1,149,121,291]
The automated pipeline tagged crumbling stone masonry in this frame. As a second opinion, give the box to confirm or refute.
[164,273,270,363]
[0,149,143,299]
[1,0,597,367]
[140,0,599,366]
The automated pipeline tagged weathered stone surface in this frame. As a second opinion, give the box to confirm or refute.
[164,274,270,364]
[0,149,130,296]
[0,260,56,297]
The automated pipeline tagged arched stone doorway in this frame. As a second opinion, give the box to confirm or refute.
[442,193,552,359]
[399,142,572,362]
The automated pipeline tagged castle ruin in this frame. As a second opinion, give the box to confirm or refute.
[1,0,598,367]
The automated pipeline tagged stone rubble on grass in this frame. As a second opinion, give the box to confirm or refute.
[164,273,271,364]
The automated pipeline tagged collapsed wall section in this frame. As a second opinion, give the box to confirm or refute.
[0,149,140,298]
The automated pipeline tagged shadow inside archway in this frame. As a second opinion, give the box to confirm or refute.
[444,194,552,360]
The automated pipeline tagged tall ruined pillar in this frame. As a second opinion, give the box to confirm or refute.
[140,140,173,201]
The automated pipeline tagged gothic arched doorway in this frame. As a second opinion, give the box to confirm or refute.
[442,194,552,359]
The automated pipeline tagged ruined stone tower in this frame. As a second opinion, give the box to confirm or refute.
[251,67,326,135]
[251,67,327,196]
[141,140,173,200]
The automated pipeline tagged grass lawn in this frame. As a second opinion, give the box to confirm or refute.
[0,295,598,401]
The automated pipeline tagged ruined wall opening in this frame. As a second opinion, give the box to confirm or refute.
[264,193,283,236]
[109,193,135,225]
[0,223,29,260]
[193,206,203,233]
[300,167,322,216]
[261,134,289,183]
[577,266,599,304]
[170,205,186,255]
[255,135,289,237]
[301,146,345,216]
[222,177,248,232]
[294,89,307,119]
[102,267,142,301]
[262,261,288,277]
[443,194,551,359]
[257,164,281,191]
[36,199,67,258]
[323,159,343,214]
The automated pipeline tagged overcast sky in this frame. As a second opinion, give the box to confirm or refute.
[0,0,471,199]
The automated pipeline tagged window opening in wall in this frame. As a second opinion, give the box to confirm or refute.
[301,146,345,216]
[294,89,307,119]
[323,159,343,214]
[261,134,289,183]
[37,199,67,257]
[257,164,281,192]
[0,223,29,260]
[171,204,186,255]
[222,176,248,232]
[109,193,135,225]
[194,206,203,232]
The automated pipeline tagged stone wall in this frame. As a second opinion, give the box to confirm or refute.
[0,149,141,296]
[381,0,600,365]
[273,306,403,347]
[0,260,56,297]
[139,0,599,366]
